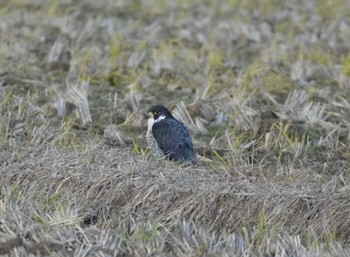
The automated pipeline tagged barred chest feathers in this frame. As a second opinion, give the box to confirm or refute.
[147,115,165,158]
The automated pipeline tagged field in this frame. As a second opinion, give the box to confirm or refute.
[1,0,350,256]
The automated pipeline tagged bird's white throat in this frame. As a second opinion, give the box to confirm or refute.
[147,115,166,131]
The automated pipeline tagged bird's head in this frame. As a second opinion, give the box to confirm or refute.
[147,105,173,124]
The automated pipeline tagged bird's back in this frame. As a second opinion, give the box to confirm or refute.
[152,118,196,164]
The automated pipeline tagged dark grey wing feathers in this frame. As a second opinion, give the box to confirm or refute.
[152,119,195,163]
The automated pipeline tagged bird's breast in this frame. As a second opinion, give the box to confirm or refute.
[147,117,154,132]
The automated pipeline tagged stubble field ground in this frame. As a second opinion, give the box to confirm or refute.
[1,0,350,256]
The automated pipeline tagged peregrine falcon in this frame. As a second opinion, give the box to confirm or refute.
[146,105,196,164]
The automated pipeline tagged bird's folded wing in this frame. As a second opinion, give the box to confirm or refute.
[152,119,194,162]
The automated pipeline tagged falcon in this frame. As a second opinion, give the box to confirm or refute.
[146,105,196,164]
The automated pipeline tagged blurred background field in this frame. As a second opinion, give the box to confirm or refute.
[1,0,350,256]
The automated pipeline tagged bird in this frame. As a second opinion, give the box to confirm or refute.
[146,104,196,164]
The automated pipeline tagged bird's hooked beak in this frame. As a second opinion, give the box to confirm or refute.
[145,112,154,119]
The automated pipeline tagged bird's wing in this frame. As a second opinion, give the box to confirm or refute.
[152,119,195,162]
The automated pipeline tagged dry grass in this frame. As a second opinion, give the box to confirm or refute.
[1,0,350,256]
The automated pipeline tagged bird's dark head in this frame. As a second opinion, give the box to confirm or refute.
[147,105,173,121]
